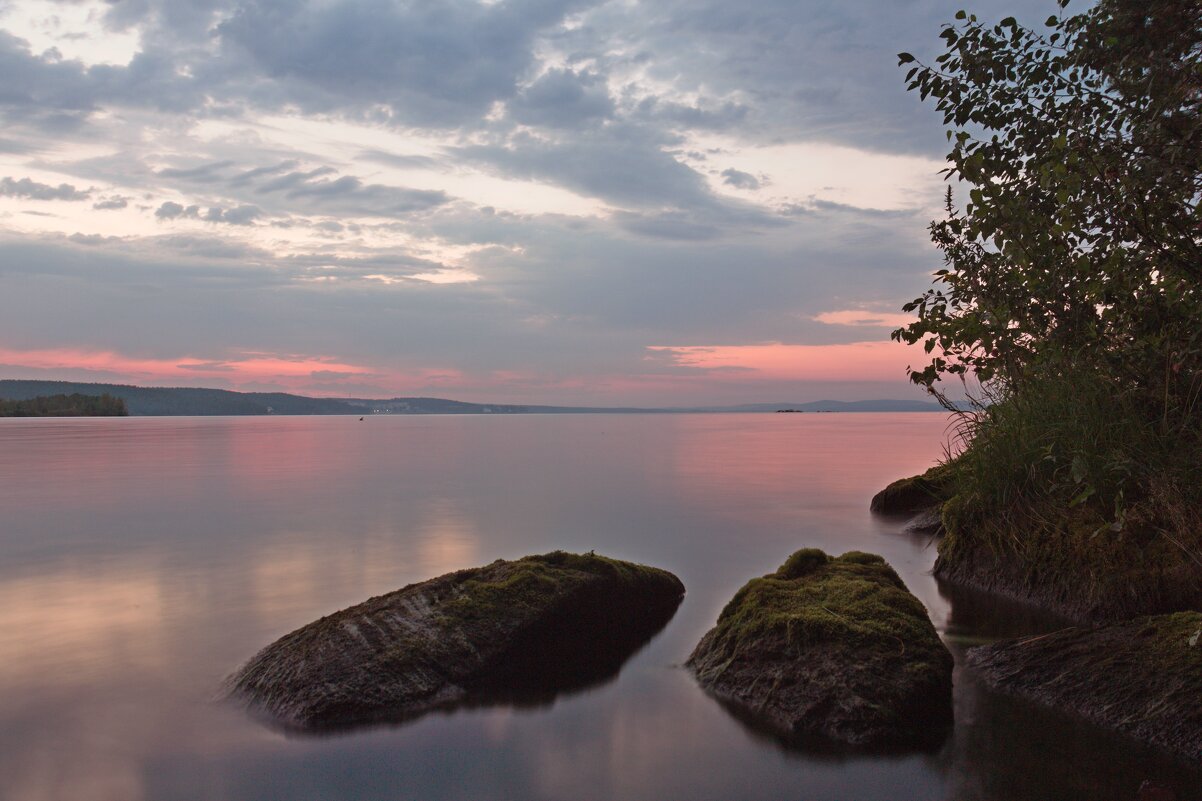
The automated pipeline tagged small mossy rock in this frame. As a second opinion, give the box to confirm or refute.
[225,551,684,730]
[687,549,952,746]
[968,613,1202,761]
[870,462,956,514]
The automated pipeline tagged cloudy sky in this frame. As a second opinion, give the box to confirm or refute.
[0,0,1050,405]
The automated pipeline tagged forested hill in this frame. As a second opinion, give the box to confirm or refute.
[0,380,948,416]
[0,393,128,417]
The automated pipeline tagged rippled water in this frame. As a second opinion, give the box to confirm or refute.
[1,414,1197,800]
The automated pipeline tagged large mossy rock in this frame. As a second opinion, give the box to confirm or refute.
[226,551,684,730]
[870,462,956,516]
[968,612,1202,761]
[687,549,952,746]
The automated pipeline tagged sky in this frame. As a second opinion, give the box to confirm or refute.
[0,0,1052,405]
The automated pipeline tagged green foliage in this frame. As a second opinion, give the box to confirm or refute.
[0,393,128,417]
[894,0,1201,406]
[893,1,1202,612]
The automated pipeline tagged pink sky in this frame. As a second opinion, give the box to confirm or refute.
[0,339,921,403]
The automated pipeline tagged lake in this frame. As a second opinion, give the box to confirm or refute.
[1,414,1197,800]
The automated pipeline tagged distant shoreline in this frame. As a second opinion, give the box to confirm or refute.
[0,379,955,417]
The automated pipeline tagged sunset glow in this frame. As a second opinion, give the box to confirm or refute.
[647,341,915,383]
[0,0,964,405]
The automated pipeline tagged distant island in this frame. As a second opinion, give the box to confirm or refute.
[0,392,128,417]
[0,380,952,417]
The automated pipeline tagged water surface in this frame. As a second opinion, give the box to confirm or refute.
[1,414,1196,800]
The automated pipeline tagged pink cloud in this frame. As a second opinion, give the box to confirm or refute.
[646,340,913,382]
[813,309,915,328]
[0,346,378,392]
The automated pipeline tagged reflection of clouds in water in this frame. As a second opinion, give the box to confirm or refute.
[0,563,166,689]
[4,711,149,801]
[668,415,950,518]
[415,497,481,579]
[248,498,479,632]
[2,416,1196,801]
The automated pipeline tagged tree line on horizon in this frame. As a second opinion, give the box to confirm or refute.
[0,393,129,417]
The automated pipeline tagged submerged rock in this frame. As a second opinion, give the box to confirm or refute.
[687,549,952,747]
[968,612,1202,762]
[225,551,684,730]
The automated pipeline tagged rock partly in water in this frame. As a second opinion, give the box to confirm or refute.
[687,549,953,747]
[870,462,956,516]
[225,551,684,730]
[968,612,1202,762]
[935,497,1202,623]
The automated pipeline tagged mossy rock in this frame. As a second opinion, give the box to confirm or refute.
[225,551,684,730]
[870,462,957,515]
[968,612,1202,761]
[687,549,952,747]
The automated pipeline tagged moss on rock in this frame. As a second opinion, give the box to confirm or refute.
[968,612,1202,761]
[225,551,684,730]
[870,462,957,515]
[687,549,952,747]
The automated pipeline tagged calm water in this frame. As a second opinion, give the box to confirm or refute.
[1,414,1197,801]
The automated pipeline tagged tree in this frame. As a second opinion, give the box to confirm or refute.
[892,0,1201,416]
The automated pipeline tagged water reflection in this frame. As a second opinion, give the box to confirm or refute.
[0,414,1198,801]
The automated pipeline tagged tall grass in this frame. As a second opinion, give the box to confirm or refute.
[938,367,1202,592]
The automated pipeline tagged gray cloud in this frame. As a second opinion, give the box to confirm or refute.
[358,150,442,171]
[155,201,198,219]
[510,69,614,129]
[264,170,451,217]
[0,0,1054,404]
[204,205,262,225]
[721,169,761,190]
[216,0,598,128]
[92,196,129,210]
[230,160,301,186]
[0,176,90,201]
[156,201,263,226]
[457,125,715,210]
[157,161,235,181]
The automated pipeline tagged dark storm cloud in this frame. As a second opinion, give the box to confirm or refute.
[0,176,90,201]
